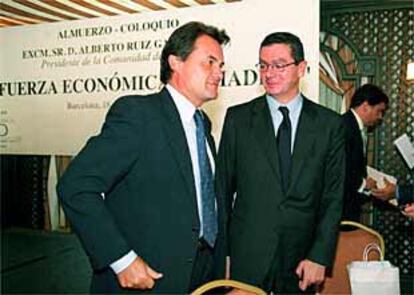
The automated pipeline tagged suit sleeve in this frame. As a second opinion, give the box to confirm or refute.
[398,184,414,205]
[307,116,345,268]
[216,109,238,255]
[57,97,141,270]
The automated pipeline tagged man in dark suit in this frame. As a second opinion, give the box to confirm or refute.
[342,84,389,222]
[57,22,229,293]
[217,32,345,293]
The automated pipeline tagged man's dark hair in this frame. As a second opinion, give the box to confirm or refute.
[350,84,389,108]
[160,21,230,84]
[260,32,304,64]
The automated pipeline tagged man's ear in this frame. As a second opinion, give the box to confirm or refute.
[361,100,370,111]
[298,60,308,77]
[168,55,182,72]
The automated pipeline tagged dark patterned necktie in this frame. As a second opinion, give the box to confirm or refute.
[277,106,292,193]
[194,110,217,247]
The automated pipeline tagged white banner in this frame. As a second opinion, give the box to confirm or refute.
[0,0,319,155]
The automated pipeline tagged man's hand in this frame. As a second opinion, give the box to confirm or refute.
[371,178,396,201]
[402,203,414,219]
[295,259,326,291]
[365,177,377,190]
[117,256,163,289]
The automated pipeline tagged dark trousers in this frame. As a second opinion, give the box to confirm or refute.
[188,239,214,293]
[263,244,315,294]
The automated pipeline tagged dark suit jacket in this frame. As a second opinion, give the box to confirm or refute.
[217,95,345,291]
[342,110,367,222]
[57,88,225,293]
[397,184,414,206]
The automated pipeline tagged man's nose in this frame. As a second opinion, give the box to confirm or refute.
[265,67,280,77]
[213,65,224,80]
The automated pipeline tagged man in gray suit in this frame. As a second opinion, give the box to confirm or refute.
[217,32,345,293]
[57,22,229,293]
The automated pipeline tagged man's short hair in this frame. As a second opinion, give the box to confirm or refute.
[160,21,230,84]
[260,32,304,64]
[350,84,389,108]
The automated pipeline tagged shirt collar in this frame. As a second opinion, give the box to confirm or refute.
[351,109,364,131]
[166,84,197,124]
[266,92,303,117]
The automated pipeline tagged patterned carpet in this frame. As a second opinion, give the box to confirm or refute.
[1,228,91,294]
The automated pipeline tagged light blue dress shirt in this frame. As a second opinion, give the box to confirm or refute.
[266,93,303,152]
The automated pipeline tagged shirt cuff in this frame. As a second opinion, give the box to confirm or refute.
[358,178,369,195]
[110,250,138,274]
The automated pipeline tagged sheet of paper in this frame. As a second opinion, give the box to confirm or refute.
[388,198,399,208]
[394,133,414,169]
[367,166,397,189]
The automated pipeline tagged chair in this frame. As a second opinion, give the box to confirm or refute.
[318,220,385,294]
[192,279,267,295]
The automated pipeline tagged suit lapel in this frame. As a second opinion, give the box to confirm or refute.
[158,88,196,199]
[288,98,316,193]
[251,96,280,180]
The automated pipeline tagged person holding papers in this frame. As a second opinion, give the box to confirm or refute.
[372,179,414,219]
[342,84,389,222]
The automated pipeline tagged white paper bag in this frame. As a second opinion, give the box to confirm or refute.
[347,243,400,295]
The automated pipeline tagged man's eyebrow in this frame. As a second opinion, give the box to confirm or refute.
[259,58,290,64]
[208,55,225,67]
